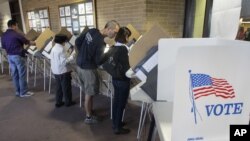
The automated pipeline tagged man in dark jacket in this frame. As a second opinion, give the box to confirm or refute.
[75,20,120,124]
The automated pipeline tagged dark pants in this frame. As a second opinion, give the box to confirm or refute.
[112,79,130,130]
[54,72,72,105]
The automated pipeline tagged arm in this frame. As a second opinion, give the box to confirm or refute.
[95,42,107,65]
[58,48,75,66]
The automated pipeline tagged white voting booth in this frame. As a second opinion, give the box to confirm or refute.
[154,38,250,141]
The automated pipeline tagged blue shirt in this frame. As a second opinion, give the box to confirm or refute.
[1,29,29,56]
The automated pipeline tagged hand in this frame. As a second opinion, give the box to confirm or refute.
[30,41,36,46]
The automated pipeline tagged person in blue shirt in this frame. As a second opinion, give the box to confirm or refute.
[1,19,35,97]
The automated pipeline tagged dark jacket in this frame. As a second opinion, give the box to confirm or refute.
[110,45,130,81]
[75,28,106,69]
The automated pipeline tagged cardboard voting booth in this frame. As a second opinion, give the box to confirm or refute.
[127,24,141,43]
[155,38,250,141]
[157,38,250,102]
[58,27,72,40]
[28,28,55,55]
[25,29,40,41]
[129,24,168,70]
[35,28,55,51]
[24,29,40,49]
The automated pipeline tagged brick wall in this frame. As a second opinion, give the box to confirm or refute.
[96,0,146,33]
[145,0,185,37]
[22,0,83,33]
[21,0,184,36]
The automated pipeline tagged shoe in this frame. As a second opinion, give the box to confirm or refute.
[19,92,34,98]
[121,122,126,127]
[27,91,34,95]
[15,92,20,97]
[84,116,99,124]
[114,128,130,135]
[112,122,127,129]
[65,101,76,107]
[55,102,65,108]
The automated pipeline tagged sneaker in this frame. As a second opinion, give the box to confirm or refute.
[27,91,34,95]
[84,116,99,124]
[112,122,127,129]
[114,128,130,135]
[20,92,34,98]
[65,101,76,107]
[20,94,32,98]
[55,102,65,108]
[15,92,20,97]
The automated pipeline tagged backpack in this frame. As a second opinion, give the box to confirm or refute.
[102,47,123,79]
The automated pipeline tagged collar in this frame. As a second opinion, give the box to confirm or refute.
[115,42,129,51]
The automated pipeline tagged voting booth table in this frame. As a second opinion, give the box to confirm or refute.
[127,24,169,140]
[151,38,250,141]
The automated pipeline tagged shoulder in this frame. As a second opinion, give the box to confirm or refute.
[52,44,63,52]
[117,45,128,52]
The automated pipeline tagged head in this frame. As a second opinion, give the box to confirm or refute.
[7,19,18,30]
[54,34,68,46]
[103,20,120,38]
[115,27,131,44]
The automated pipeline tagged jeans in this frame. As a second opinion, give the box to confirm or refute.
[54,72,72,105]
[8,55,28,96]
[112,79,130,130]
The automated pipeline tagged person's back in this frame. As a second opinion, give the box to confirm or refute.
[75,28,105,69]
[1,19,35,97]
[75,20,120,124]
[1,26,29,57]
[50,34,75,107]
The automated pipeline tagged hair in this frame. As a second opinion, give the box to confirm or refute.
[54,34,68,44]
[104,20,120,29]
[115,27,131,44]
[7,19,18,27]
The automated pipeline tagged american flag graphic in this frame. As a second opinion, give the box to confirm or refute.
[191,73,235,100]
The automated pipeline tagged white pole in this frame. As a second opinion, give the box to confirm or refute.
[18,0,27,33]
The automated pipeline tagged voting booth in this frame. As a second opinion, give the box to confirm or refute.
[154,38,250,141]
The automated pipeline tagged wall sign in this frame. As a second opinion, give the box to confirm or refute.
[59,1,96,35]
[27,8,50,32]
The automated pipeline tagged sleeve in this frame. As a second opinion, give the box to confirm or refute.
[17,34,29,45]
[95,38,106,65]
[75,32,86,51]
[59,50,72,66]
[1,37,6,49]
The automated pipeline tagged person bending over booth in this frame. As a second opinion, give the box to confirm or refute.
[50,34,75,108]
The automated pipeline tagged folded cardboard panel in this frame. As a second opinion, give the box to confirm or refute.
[127,24,141,41]
[35,28,55,51]
[58,27,72,40]
[129,24,169,70]
[25,29,40,41]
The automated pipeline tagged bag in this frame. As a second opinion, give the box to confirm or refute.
[102,47,123,78]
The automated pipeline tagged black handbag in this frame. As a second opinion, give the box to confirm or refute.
[102,47,123,79]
